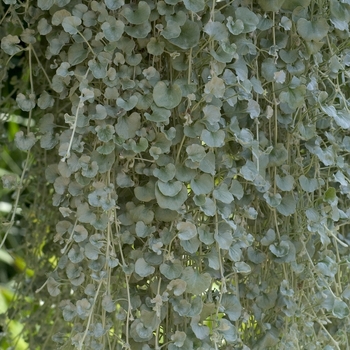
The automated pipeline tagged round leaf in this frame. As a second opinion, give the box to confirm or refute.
[15,131,36,151]
[168,20,200,49]
[155,184,187,210]
[153,82,182,109]
[181,267,211,295]
[332,299,349,319]
[167,279,187,296]
[135,258,155,278]
[177,221,197,240]
[122,1,151,24]
[157,180,182,197]
[297,18,329,41]
[160,260,183,279]
[101,19,124,42]
[1,34,21,55]
[220,294,242,321]
[183,0,205,12]
[62,16,82,35]
[201,129,225,148]
[105,0,124,10]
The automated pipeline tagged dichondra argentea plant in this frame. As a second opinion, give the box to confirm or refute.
[1,0,350,349]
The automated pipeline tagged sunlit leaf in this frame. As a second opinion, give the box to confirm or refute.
[186,144,206,163]
[135,258,155,278]
[330,0,350,31]
[316,256,337,278]
[197,196,216,216]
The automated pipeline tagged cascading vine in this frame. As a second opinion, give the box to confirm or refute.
[1,0,350,349]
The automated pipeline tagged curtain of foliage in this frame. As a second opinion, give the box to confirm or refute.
[1,0,350,349]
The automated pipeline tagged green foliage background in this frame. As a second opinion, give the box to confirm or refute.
[1,0,350,349]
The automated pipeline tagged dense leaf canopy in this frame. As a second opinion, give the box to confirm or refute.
[1,0,350,349]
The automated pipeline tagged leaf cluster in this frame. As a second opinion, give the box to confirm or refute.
[1,0,350,349]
